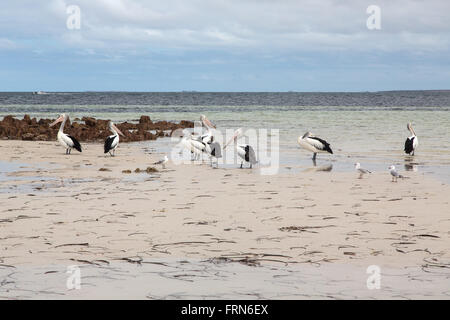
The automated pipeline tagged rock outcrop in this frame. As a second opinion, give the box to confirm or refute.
[0,115,194,142]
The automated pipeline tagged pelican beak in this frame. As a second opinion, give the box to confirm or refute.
[223,131,239,150]
[202,117,216,129]
[50,115,64,127]
[113,123,124,136]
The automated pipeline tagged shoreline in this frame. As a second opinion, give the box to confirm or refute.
[1,140,449,298]
[1,141,449,267]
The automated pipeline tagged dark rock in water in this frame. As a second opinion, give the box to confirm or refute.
[82,117,97,127]
[139,115,152,124]
[0,115,194,142]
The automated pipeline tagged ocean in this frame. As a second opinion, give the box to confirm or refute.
[1,91,449,182]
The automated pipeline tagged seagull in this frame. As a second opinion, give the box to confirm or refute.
[404,122,418,156]
[153,155,168,169]
[355,162,371,179]
[298,131,333,162]
[389,165,406,182]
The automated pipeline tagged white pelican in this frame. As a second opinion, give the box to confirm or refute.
[297,131,333,161]
[153,155,168,169]
[179,132,204,161]
[404,123,418,156]
[104,121,124,156]
[224,128,257,169]
[190,135,207,161]
[50,114,82,154]
[200,114,216,130]
[199,114,216,144]
[205,136,222,168]
[355,162,371,179]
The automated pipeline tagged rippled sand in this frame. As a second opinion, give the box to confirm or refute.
[0,140,449,299]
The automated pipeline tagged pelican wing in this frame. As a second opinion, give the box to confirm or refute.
[190,139,206,152]
[208,141,222,158]
[104,135,118,153]
[64,134,82,152]
[245,145,257,164]
[307,137,333,154]
[404,137,414,154]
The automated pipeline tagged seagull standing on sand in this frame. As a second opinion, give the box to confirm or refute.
[104,121,124,157]
[355,162,371,179]
[297,131,333,162]
[404,122,418,156]
[389,165,406,182]
[224,128,257,169]
[49,114,82,154]
[153,155,168,169]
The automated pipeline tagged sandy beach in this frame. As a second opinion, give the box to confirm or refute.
[1,140,449,299]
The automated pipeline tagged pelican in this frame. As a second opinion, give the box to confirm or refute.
[205,136,222,168]
[355,162,371,179]
[104,121,124,156]
[179,131,205,161]
[298,131,333,161]
[199,114,216,144]
[224,128,257,169]
[153,155,168,169]
[404,123,418,156]
[200,114,216,130]
[49,114,82,154]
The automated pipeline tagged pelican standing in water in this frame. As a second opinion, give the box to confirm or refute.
[199,114,216,144]
[50,114,82,154]
[205,136,222,168]
[354,162,371,179]
[224,128,257,169]
[297,131,333,162]
[104,121,124,156]
[404,122,418,156]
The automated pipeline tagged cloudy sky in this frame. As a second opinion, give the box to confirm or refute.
[1,0,449,91]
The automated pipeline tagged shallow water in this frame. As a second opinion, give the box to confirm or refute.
[1,91,450,183]
[1,258,449,299]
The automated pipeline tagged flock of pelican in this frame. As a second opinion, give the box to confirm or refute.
[49,113,418,181]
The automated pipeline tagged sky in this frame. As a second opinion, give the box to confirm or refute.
[0,0,449,92]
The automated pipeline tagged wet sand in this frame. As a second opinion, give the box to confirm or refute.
[0,140,449,299]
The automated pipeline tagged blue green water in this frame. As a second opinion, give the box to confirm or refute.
[1,91,449,182]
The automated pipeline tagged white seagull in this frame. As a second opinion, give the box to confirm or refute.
[50,114,82,154]
[404,122,418,156]
[224,128,257,169]
[389,165,405,182]
[298,131,333,162]
[354,162,371,179]
[153,155,169,169]
[104,121,124,156]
